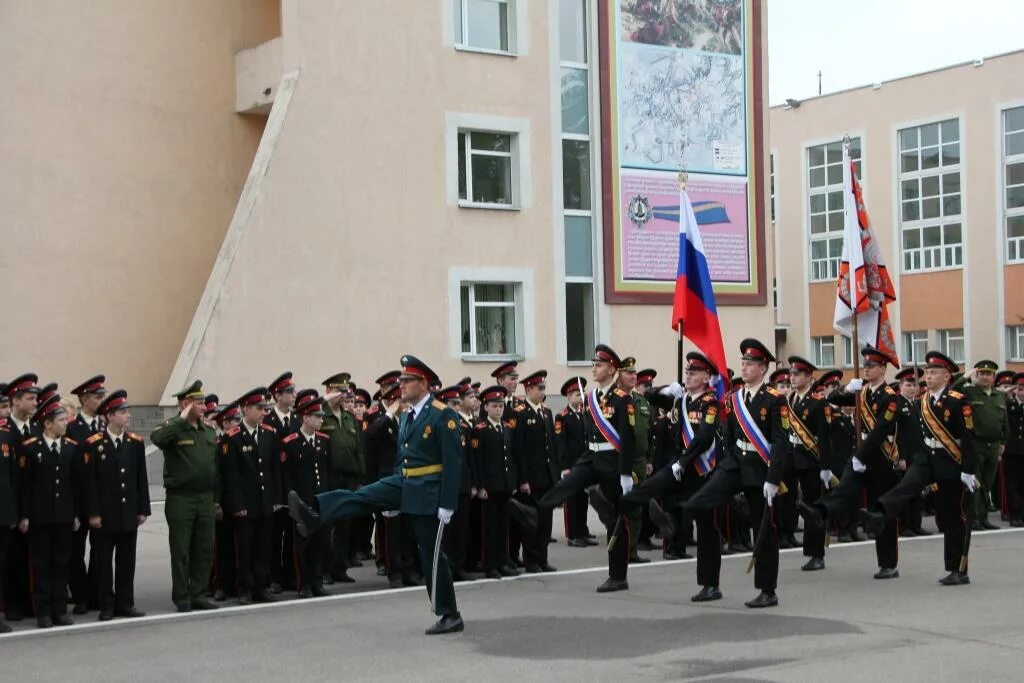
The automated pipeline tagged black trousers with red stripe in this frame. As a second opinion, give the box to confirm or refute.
[795,468,826,559]
[29,523,72,618]
[211,518,236,596]
[3,529,33,618]
[293,524,328,591]
[233,515,273,597]
[818,461,900,569]
[878,464,968,573]
[563,490,590,540]
[481,493,512,573]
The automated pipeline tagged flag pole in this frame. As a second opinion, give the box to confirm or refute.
[843,135,863,448]
[677,168,688,385]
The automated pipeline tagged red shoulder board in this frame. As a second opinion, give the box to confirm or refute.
[128,432,144,442]
[948,390,964,400]
[65,437,79,446]
[474,421,488,430]
[367,405,380,416]
[259,423,276,433]
[224,425,241,437]
[765,386,780,397]
[514,404,526,413]
[613,388,627,397]
[86,432,104,444]
[314,431,328,438]
[281,432,300,444]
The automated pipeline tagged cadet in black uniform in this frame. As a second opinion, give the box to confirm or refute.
[622,352,724,602]
[678,339,791,608]
[211,401,240,601]
[18,395,90,628]
[555,377,594,547]
[5,374,41,622]
[514,345,637,593]
[221,388,281,604]
[472,386,518,578]
[784,357,832,571]
[280,394,332,598]
[66,375,107,615]
[81,390,150,621]
[434,385,472,581]
[264,372,299,594]
[894,367,930,536]
[769,367,800,550]
[1006,373,1024,526]
[0,414,15,633]
[455,382,483,577]
[512,370,559,573]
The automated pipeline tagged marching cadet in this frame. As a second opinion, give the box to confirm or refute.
[623,352,724,602]
[0,411,15,633]
[677,339,791,608]
[280,394,332,598]
[18,395,91,628]
[954,361,1007,530]
[289,355,466,635]
[801,347,905,580]
[556,377,595,547]
[895,367,930,537]
[151,380,220,613]
[473,386,519,578]
[211,402,240,602]
[264,372,298,595]
[785,357,832,571]
[1005,374,1024,527]
[861,351,976,585]
[221,388,280,604]
[4,374,41,623]
[514,345,637,593]
[768,367,799,550]
[321,373,364,583]
[81,390,150,621]
[511,371,559,574]
[66,374,107,615]
[616,358,651,564]
[436,385,473,581]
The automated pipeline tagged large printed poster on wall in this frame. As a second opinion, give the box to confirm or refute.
[601,0,766,304]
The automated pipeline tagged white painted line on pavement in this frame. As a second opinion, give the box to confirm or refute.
[1,526,1019,641]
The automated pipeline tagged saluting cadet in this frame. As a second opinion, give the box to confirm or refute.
[66,374,107,615]
[801,347,906,580]
[321,373,364,583]
[555,377,595,547]
[511,371,559,574]
[289,355,465,635]
[221,388,280,605]
[784,357,832,571]
[18,395,90,628]
[264,372,298,595]
[280,394,332,598]
[4,374,41,622]
[861,351,976,585]
[514,345,637,594]
[1005,374,1024,527]
[473,385,518,578]
[623,352,724,602]
[81,390,150,621]
[677,339,791,608]
[151,380,220,613]
[0,410,16,633]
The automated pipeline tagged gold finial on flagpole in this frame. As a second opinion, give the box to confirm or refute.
[678,168,688,191]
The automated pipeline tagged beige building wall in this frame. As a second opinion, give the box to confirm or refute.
[770,50,1024,373]
[0,0,280,401]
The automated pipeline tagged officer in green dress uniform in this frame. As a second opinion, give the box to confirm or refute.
[289,355,464,635]
[150,380,220,612]
[954,360,1007,530]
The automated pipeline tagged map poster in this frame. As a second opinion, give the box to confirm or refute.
[600,0,767,304]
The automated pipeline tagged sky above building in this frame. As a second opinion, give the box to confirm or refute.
[767,0,1024,105]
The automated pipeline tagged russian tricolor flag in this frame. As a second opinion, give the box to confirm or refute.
[672,191,728,397]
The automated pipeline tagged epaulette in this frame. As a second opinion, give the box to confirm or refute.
[765,386,780,396]
[701,393,716,402]
[127,432,144,442]
[0,417,8,428]
[259,423,276,432]
[883,385,897,395]
[431,399,446,410]
[65,437,79,446]
[474,421,488,430]
[281,432,300,444]
[948,390,964,399]
[367,405,380,416]
[224,425,241,437]
[514,404,526,413]
[23,436,38,445]
[86,432,105,444]
[613,387,627,397]
[315,431,328,438]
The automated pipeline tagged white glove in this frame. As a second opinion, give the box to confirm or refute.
[437,507,454,524]
[382,510,400,518]
[660,382,685,399]
[851,457,867,473]
[960,472,977,493]
[671,462,683,481]
[845,378,863,393]
[763,482,779,507]
[820,469,834,489]
[619,474,634,495]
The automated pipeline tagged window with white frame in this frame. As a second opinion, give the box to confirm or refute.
[458,131,514,206]
[1007,325,1024,361]
[902,330,928,365]
[460,283,520,357]
[938,328,965,364]
[1005,107,1024,262]
[807,138,861,281]
[811,336,836,368]
[898,119,962,272]
[454,0,515,53]
[770,153,776,222]
[560,0,596,362]
[841,336,854,368]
